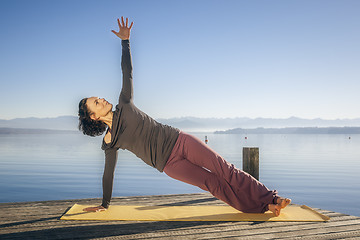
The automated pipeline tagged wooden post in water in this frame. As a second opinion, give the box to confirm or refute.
[243,147,259,180]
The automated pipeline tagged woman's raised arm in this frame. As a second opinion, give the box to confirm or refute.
[111,17,134,103]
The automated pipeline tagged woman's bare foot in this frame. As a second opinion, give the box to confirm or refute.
[276,197,291,209]
[268,204,281,217]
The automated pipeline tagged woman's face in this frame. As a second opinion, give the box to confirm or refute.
[86,97,113,120]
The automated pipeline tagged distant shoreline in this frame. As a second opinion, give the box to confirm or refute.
[215,127,360,134]
[2,116,360,133]
[1,127,360,135]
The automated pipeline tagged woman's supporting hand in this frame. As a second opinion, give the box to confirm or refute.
[112,16,133,40]
[83,205,106,212]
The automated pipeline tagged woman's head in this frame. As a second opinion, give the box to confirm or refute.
[78,97,113,136]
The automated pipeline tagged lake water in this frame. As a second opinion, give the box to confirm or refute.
[0,132,359,217]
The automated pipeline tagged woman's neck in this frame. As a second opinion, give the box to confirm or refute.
[101,111,114,129]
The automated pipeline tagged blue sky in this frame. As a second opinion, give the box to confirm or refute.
[0,0,359,120]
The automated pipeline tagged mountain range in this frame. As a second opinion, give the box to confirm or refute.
[1,116,360,132]
[215,127,360,134]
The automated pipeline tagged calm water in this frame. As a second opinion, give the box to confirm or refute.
[0,132,359,216]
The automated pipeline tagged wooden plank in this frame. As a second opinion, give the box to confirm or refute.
[0,193,359,240]
[160,218,360,239]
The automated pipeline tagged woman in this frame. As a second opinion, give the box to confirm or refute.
[78,17,290,216]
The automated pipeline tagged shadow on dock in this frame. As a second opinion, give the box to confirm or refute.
[1,220,223,239]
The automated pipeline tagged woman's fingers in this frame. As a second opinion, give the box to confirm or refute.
[115,17,133,29]
[121,16,125,27]
[83,206,106,212]
[112,17,133,39]
[83,207,95,212]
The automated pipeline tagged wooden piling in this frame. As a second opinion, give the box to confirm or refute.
[243,147,259,180]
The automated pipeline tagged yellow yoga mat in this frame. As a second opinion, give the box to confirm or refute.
[61,204,330,222]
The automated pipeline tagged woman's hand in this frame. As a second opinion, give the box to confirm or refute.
[112,16,133,40]
[83,206,106,212]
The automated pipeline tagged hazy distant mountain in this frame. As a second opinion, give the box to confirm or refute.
[1,116,360,132]
[215,127,360,134]
[157,116,360,132]
[0,128,78,134]
[0,116,78,131]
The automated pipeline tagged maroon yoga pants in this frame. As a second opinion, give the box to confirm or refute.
[163,132,278,213]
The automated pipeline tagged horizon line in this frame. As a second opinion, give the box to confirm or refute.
[1,115,360,121]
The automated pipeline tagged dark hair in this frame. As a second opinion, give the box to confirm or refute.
[78,98,106,137]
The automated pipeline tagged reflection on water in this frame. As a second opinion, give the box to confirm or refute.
[0,132,359,216]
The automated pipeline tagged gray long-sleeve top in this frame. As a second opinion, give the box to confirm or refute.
[100,40,180,208]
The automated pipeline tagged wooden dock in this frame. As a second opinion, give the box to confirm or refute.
[1,193,359,239]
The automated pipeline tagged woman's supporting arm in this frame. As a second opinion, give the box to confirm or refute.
[83,148,118,212]
[101,148,118,208]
